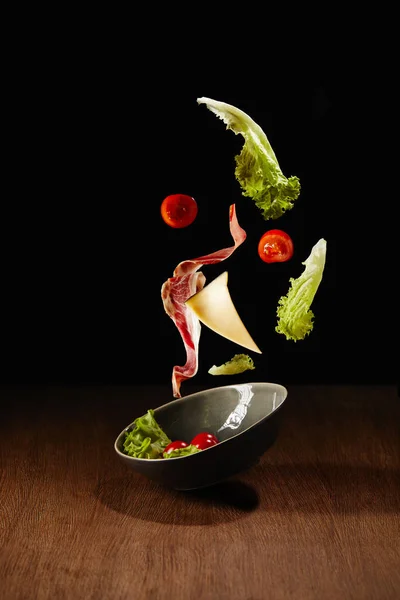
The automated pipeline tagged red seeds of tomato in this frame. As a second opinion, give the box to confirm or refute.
[161,194,198,228]
[258,229,294,263]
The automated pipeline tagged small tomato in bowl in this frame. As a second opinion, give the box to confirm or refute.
[164,440,189,455]
[191,432,219,450]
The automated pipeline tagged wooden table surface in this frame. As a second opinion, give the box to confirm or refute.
[0,384,399,600]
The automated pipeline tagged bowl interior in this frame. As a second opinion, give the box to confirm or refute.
[116,382,287,454]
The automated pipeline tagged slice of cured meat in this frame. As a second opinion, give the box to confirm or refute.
[161,205,246,398]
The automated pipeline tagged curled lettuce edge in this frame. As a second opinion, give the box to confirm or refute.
[208,353,255,375]
[275,238,327,342]
[163,445,201,459]
[123,410,204,460]
[123,409,171,459]
[197,97,300,221]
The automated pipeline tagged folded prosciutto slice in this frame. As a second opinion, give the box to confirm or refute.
[161,204,247,398]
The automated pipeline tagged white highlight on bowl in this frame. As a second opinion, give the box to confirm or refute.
[217,384,255,432]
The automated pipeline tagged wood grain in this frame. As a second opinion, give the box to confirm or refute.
[0,385,399,600]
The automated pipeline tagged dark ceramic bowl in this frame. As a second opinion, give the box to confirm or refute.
[114,382,288,491]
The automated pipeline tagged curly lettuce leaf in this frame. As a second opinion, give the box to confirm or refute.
[163,444,201,459]
[123,409,171,459]
[208,353,255,375]
[197,97,300,220]
[276,238,327,341]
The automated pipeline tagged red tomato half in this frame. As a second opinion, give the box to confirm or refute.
[161,194,198,228]
[190,432,219,450]
[164,440,189,455]
[258,229,294,263]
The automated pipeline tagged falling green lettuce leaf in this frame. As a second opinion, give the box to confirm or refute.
[208,353,255,375]
[197,97,300,220]
[276,238,327,341]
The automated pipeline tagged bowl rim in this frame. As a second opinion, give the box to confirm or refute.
[114,381,288,463]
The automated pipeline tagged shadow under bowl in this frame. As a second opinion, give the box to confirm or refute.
[114,381,288,491]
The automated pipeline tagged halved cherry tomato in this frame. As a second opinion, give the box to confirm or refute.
[190,432,219,450]
[258,229,294,263]
[164,440,189,455]
[161,194,198,228]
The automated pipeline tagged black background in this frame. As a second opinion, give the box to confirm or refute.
[2,37,396,390]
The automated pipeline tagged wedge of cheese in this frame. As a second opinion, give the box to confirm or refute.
[185,271,262,353]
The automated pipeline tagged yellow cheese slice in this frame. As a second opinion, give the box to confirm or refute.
[185,271,262,354]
